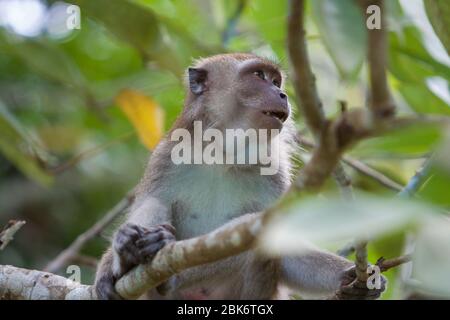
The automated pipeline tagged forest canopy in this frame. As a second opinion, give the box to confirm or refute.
[0,0,449,300]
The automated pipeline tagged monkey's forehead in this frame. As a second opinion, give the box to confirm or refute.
[192,53,281,71]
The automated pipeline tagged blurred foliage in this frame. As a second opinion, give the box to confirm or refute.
[424,0,450,54]
[116,89,164,149]
[0,0,449,299]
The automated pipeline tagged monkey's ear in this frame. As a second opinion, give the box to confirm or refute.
[188,67,208,95]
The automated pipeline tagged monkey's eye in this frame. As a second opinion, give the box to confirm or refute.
[272,79,281,88]
[253,70,266,80]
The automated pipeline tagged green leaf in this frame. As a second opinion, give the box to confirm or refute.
[350,123,443,158]
[73,0,183,75]
[418,162,450,206]
[0,102,53,186]
[246,0,287,58]
[399,84,450,116]
[424,0,450,54]
[260,194,431,256]
[311,0,366,80]
[389,27,450,83]
[1,36,86,89]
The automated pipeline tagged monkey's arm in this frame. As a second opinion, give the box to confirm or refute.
[95,197,175,299]
[280,251,386,299]
[280,250,352,296]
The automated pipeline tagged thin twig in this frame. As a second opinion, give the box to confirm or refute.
[0,220,26,250]
[297,134,403,191]
[398,157,432,198]
[222,0,246,47]
[342,156,403,191]
[333,164,355,200]
[48,131,135,175]
[376,254,412,272]
[44,192,135,273]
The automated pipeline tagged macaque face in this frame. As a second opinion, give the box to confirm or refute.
[234,59,290,131]
[187,55,290,132]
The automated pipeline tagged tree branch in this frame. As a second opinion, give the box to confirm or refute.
[359,0,394,118]
[287,0,325,138]
[0,214,261,300]
[115,214,261,299]
[376,254,412,272]
[296,134,403,191]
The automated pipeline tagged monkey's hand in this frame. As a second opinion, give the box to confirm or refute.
[114,223,176,267]
[335,265,387,300]
[95,222,176,300]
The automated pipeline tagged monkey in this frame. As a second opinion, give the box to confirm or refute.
[94,53,386,300]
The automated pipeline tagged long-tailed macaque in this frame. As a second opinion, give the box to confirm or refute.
[95,53,385,300]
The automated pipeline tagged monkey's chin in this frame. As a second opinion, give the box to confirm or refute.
[258,116,284,131]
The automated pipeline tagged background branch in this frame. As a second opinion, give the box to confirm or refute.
[222,0,246,47]
[0,220,26,250]
[376,254,412,272]
[398,157,432,198]
[342,156,403,191]
[44,191,134,273]
[296,134,403,191]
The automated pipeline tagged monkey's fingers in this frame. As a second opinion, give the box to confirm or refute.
[95,275,124,300]
[114,223,148,265]
[114,225,140,252]
[136,230,175,247]
[137,239,173,260]
[134,227,175,262]
[159,223,176,234]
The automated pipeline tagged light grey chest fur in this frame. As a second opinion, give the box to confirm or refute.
[158,164,281,239]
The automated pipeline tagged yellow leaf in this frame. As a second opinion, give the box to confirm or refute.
[116,89,164,150]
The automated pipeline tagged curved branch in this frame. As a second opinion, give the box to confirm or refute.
[0,214,261,300]
[116,214,261,299]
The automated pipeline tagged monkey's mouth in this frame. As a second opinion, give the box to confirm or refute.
[262,110,288,123]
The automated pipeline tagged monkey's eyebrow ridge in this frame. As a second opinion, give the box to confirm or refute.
[239,59,282,79]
